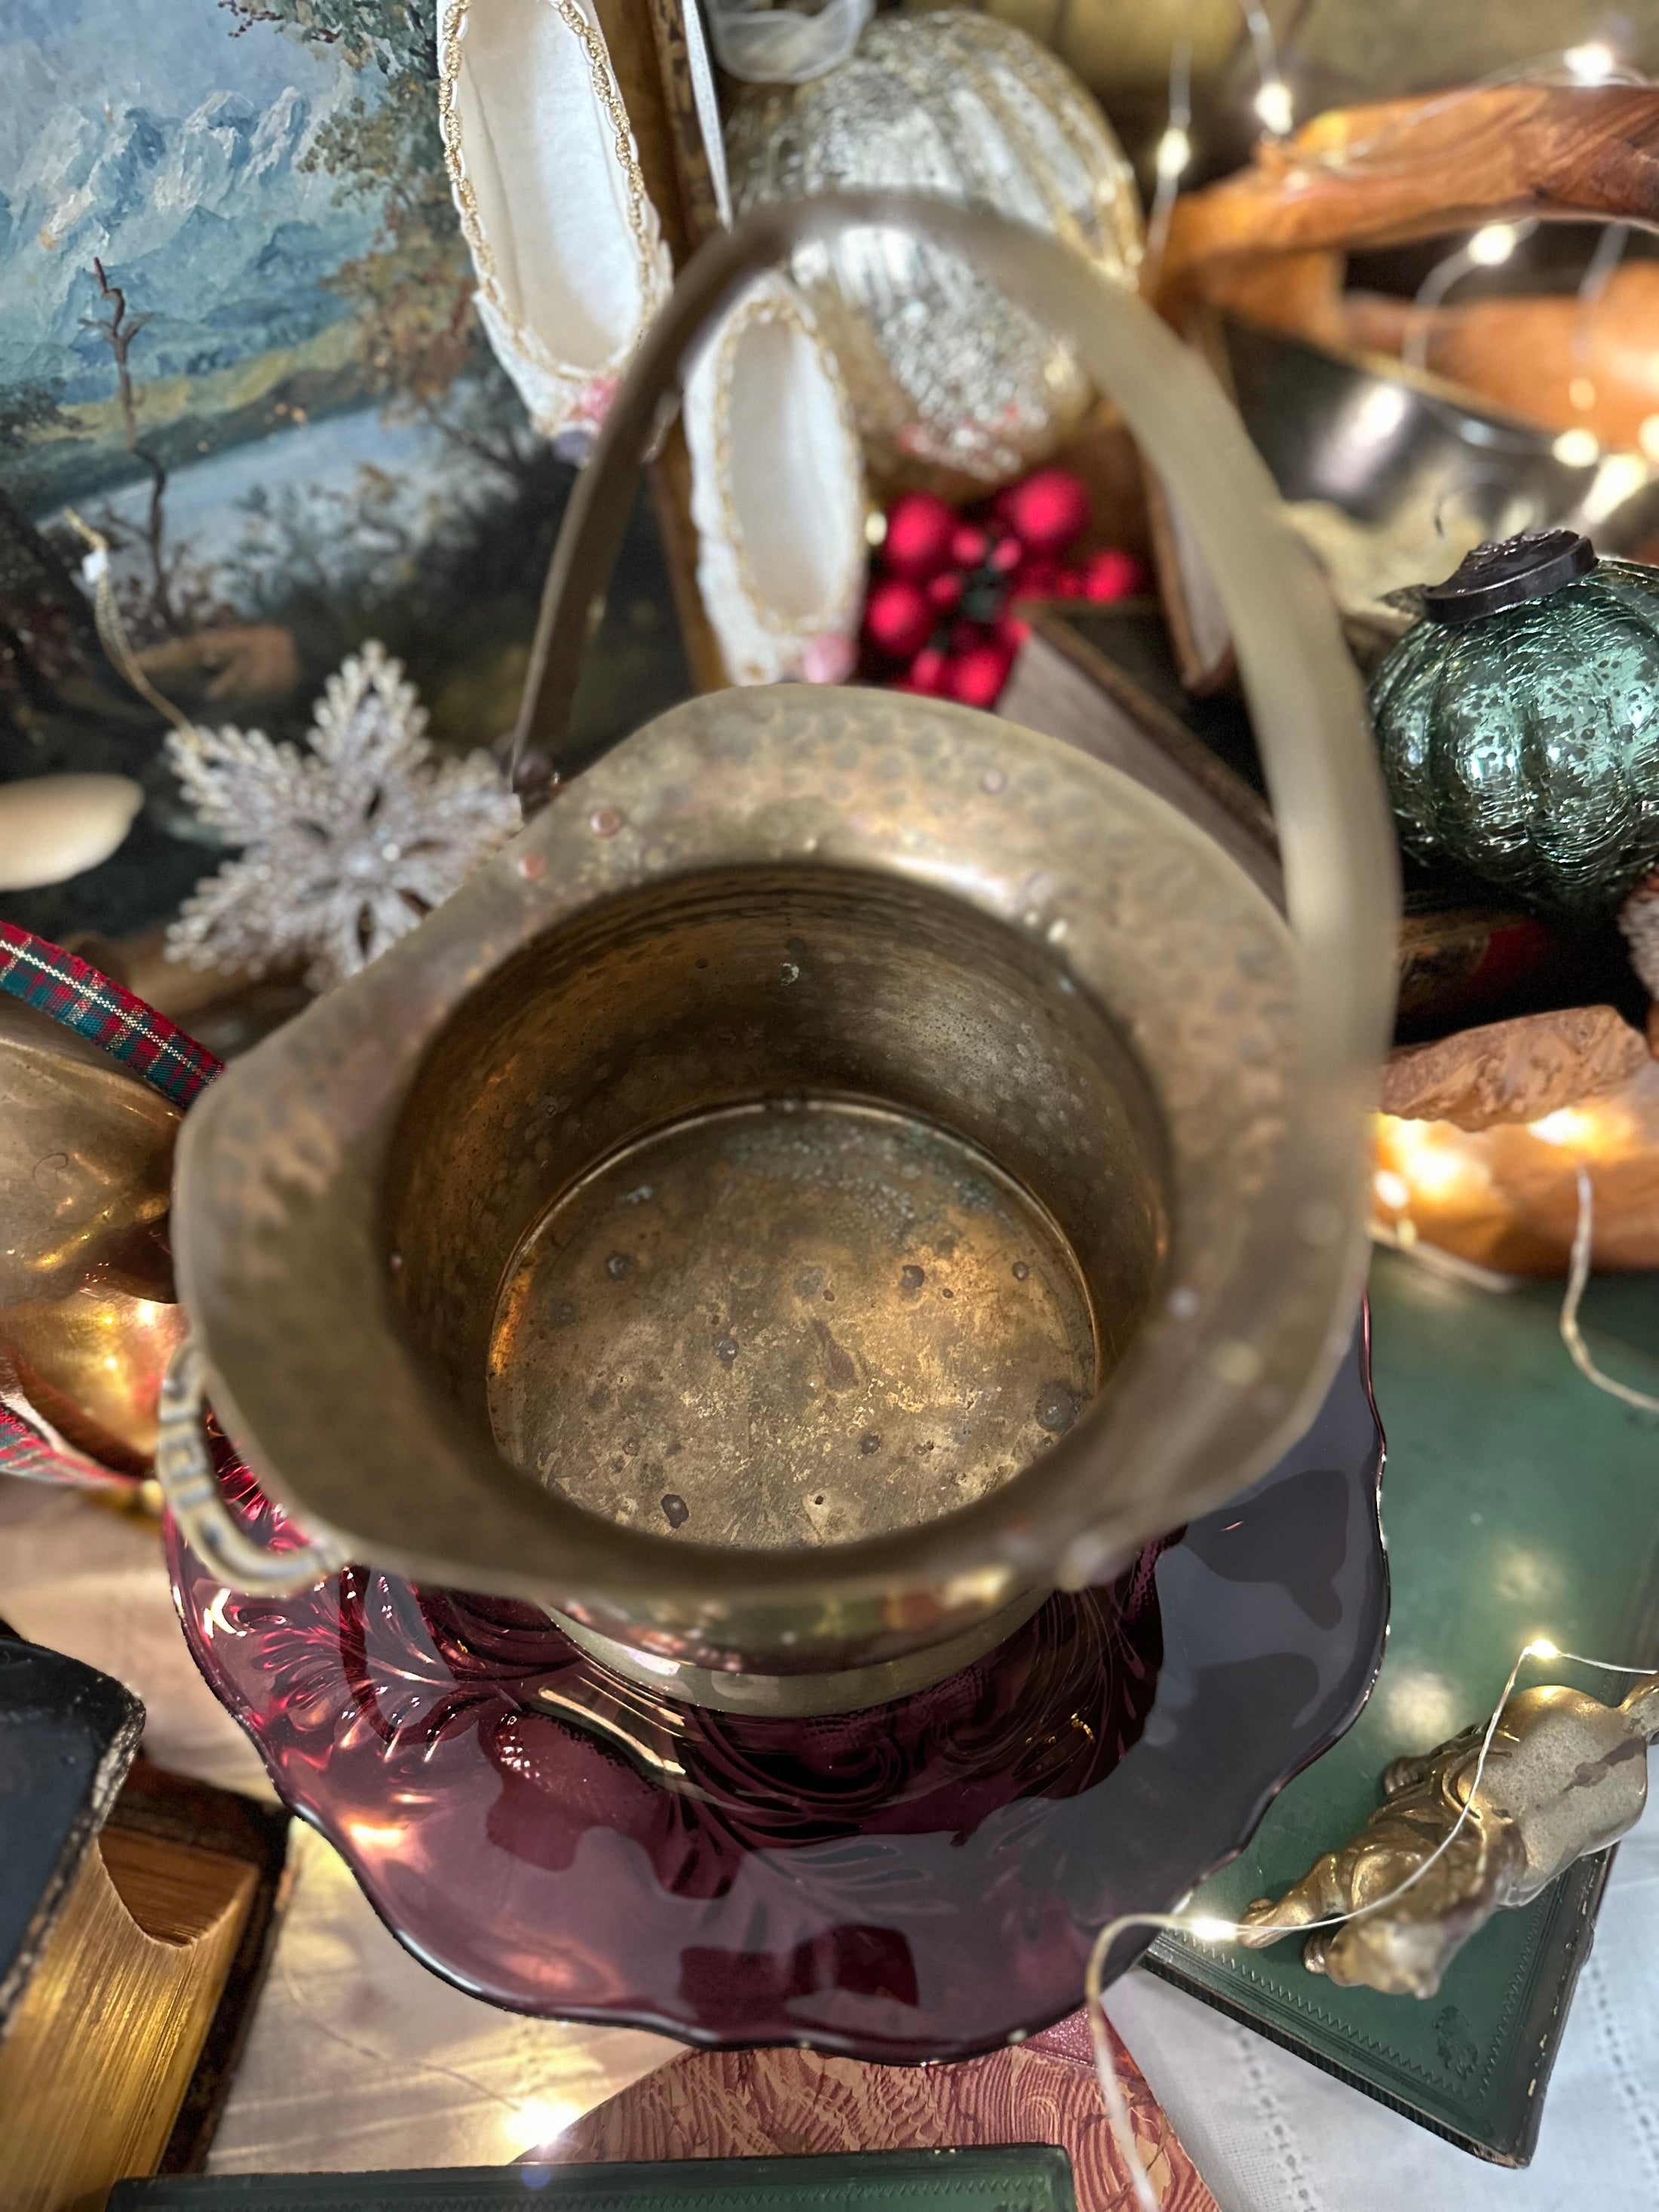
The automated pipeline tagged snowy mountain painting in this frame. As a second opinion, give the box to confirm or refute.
[1,86,370,404]
[0,0,397,510]
[0,0,687,948]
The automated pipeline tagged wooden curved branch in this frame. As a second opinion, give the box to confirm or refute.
[1158,85,1659,324]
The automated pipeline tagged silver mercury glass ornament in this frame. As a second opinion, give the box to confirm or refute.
[725,8,1144,493]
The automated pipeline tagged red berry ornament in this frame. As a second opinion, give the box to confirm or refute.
[1081,548,1145,602]
[882,492,957,581]
[950,523,989,568]
[998,469,1090,556]
[908,646,949,695]
[947,643,1014,709]
[1010,557,1059,601]
[864,577,934,659]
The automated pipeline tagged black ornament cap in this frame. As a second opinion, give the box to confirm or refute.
[1423,529,1598,626]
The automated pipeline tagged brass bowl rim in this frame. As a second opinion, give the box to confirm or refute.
[179,688,1300,1606]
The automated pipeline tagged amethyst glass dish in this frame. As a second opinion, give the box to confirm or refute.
[170,1318,1385,2061]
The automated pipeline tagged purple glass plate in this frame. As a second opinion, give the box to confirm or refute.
[170,1317,1385,2061]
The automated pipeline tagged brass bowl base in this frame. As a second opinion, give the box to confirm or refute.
[546,1582,1053,1716]
[487,1096,1099,1557]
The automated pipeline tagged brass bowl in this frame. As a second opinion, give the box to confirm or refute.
[166,198,1397,1712]
[178,686,1299,1702]
[0,996,183,1471]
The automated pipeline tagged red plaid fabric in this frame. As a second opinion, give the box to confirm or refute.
[0,926,223,1484]
[0,922,221,1108]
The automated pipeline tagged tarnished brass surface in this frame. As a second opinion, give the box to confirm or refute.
[2,1289,182,1469]
[0,999,177,1307]
[549,1578,1052,1716]
[488,1100,1097,1550]
[175,685,1295,1677]
[169,198,1397,1699]
[0,998,182,1466]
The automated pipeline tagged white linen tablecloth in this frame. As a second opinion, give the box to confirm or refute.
[5,1476,1655,2207]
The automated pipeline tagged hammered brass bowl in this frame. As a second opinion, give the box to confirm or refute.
[0,996,183,1471]
[164,198,1397,1713]
[175,687,1284,1693]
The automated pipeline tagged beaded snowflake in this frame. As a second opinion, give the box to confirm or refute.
[165,642,520,993]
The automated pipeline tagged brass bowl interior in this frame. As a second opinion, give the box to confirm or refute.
[385,864,1167,1554]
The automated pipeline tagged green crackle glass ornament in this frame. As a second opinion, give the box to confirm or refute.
[1369,530,1659,919]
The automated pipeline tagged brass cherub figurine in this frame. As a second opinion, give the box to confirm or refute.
[1238,1672,1659,1997]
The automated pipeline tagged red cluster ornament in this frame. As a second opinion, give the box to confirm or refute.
[861,471,1148,707]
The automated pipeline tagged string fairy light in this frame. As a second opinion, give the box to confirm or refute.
[1082,1634,1658,2209]
[1144,0,1286,290]
[1560,1168,1659,1416]
[1233,0,1290,140]
[1144,32,1194,287]
[1564,41,1621,85]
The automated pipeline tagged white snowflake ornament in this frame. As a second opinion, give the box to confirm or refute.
[165,642,521,993]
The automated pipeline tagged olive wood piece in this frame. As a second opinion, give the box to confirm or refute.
[1147,89,1659,701]
[1158,86,1659,326]
[1343,265,1659,459]
[1381,1005,1648,1131]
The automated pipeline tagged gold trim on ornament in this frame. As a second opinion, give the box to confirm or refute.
[707,281,865,670]
[437,0,670,399]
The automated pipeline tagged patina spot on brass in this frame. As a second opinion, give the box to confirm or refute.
[486,1099,1096,1549]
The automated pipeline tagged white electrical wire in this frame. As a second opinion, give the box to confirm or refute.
[1561,1167,1659,1415]
[1083,1634,1657,2207]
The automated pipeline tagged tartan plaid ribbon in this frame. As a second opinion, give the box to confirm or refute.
[0,922,221,1106]
[0,925,222,1483]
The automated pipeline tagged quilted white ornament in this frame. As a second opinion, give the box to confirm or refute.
[685,275,866,686]
[438,0,674,444]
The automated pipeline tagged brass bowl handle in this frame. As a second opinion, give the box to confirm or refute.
[155,1337,349,1597]
[509,193,1398,1573]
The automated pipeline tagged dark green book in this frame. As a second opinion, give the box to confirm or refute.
[1146,1249,1659,2164]
[109,2147,1077,2212]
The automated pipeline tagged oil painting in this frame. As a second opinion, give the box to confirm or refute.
[0,0,683,943]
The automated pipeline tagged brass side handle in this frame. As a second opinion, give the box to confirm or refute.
[155,1339,349,1597]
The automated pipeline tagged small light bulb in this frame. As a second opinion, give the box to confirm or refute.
[1467,223,1520,268]
[510,2097,579,2149]
[1253,79,1294,137]
[1565,41,1618,84]
[1155,125,1192,180]
[1529,1107,1591,1146]
[1526,1638,1560,1662]
[1372,1168,1411,1212]
[1553,426,1602,468]
[1187,1914,1238,1944]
